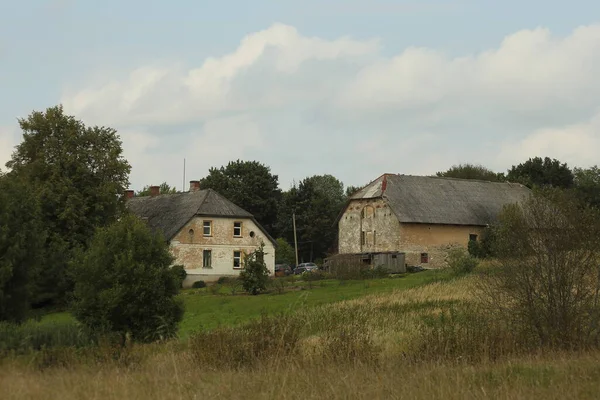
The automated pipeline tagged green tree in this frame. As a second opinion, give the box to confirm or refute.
[0,174,45,322]
[136,182,177,196]
[239,245,270,295]
[278,175,346,262]
[436,163,505,182]
[573,166,600,209]
[71,214,184,342]
[345,185,364,197]
[6,105,131,306]
[506,157,574,189]
[275,238,296,265]
[199,160,281,235]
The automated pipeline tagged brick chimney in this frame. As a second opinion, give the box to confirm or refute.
[189,180,201,192]
[125,190,134,199]
[381,174,388,192]
[149,186,160,197]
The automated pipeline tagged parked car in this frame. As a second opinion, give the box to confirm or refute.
[293,262,319,275]
[274,264,292,276]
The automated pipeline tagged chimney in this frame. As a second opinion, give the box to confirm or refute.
[125,190,135,199]
[189,180,201,192]
[149,186,160,197]
[381,174,388,192]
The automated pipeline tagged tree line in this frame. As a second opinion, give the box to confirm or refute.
[2,105,600,330]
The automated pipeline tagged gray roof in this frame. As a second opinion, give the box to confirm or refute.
[349,174,531,226]
[126,189,275,243]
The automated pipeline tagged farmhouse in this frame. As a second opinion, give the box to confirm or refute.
[126,181,276,286]
[336,174,531,269]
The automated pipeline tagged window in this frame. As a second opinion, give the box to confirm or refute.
[421,253,429,264]
[233,222,242,237]
[203,250,212,268]
[469,234,478,242]
[233,251,242,269]
[203,221,212,236]
[249,231,255,238]
[361,231,366,245]
[373,230,376,246]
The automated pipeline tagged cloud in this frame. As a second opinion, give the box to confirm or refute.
[54,22,600,190]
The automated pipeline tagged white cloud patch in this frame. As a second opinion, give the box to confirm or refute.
[50,23,600,189]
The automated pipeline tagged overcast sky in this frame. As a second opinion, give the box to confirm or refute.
[1,0,600,191]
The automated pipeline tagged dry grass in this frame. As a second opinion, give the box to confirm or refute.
[2,275,599,399]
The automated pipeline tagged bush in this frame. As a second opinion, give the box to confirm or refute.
[239,245,270,295]
[208,283,222,295]
[216,276,232,285]
[447,248,478,275]
[227,278,243,295]
[71,214,184,343]
[171,265,187,288]
[480,188,600,349]
[192,280,206,289]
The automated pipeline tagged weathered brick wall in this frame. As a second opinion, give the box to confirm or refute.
[169,216,275,284]
[399,223,485,268]
[338,199,401,254]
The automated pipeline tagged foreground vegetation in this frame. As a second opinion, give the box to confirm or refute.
[2,273,600,399]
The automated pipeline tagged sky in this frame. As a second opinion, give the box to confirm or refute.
[1,0,600,191]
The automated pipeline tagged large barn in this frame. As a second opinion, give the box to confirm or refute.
[126,181,276,286]
[336,174,531,269]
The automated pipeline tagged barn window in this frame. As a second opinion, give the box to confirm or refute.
[373,230,376,246]
[361,231,366,245]
[188,229,194,236]
[203,250,212,268]
[203,221,212,236]
[420,253,429,264]
[361,206,375,219]
[233,222,242,237]
[233,251,242,269]
[249,231,255,238]
[469,234,478,242]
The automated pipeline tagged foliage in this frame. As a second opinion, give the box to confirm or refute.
[345,184,364,197]
[239,245,270,295]
[199,160,281,234]
[278,175,346,261]
[480,187,600,348]
[71,214,184,343]
[191,281,206,289]
[467,228,497,259]
[446,248,478,275]
[6,105,131,307]
[170,265,187,288]
[275,238,296,265]
[573,165,600,209]
[507,156,574,189]
[136,182,177,196]
[436,163,505,182]
[0,174,45,322]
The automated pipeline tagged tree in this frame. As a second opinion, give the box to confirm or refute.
[573,166,600,209]
[278,175,346,262]
[137,182,177,196]
[275,238,296,265]
[199,160,281,235]
[71,214,184,343]
[6,105,131,306]
[480,188,600,348]
[0,174,45,322]
[436,163,505,182]
[345,185,364,197]
[506,157,574,189]
[239,245,270,295]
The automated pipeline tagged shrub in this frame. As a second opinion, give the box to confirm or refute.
[192,280,206,289]
[171,265,187,288]
[447,248,478,275]
[480,187,600,349]
[271,278,286,295]
[239,245,270,295]
[227,278,243,295]
[216,276,232,285]
[71,214,184,343]
[208,283,221,295]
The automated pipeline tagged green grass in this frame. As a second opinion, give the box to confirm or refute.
[36,270,447,339]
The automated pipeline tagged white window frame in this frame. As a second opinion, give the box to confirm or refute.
[203,220,212,237]
[233,221,242,237]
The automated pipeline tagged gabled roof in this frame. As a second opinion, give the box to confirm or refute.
[347,174,531,226]
[126,189,275,244]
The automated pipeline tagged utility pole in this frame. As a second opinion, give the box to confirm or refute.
[292,212,299,266]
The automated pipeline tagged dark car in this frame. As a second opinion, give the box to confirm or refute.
[275,264,292,276]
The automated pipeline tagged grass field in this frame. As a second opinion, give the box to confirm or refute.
[3,269,600,399]
[39,270,447,338]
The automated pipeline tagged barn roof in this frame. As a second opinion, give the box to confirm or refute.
[126,189,275,244]
[349,174,531,226]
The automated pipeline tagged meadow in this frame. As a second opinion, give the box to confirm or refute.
[2,269,600,399]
